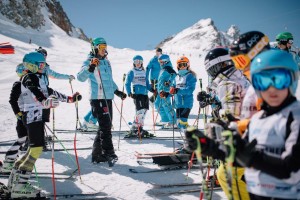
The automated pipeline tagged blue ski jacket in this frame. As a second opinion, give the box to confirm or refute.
[172,69,197,109]
[157,64,177,93]
[125,67,151,95]
[77,54,118,100]
[146,56,161,82]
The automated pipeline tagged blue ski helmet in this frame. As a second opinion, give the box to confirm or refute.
[133,55,143,61]
[250,49,298,95]
[22,52,46,73]
[16,64,26,77]
[158,54,170,67]
[91,37,106,54]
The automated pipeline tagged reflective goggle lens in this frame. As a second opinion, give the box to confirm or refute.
[252,69,292,91]
[133,60,143,65]
[38,62,45,68]
[98,44,107,50]
[178,63,188,68]
[231,54,251,70]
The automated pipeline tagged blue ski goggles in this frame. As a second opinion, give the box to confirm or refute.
[252,68,292,91]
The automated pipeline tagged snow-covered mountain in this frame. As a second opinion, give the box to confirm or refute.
[0,0,88,42]
[157,18,240,57]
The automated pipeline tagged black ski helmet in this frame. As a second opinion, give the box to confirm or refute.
[204,47,233,79]
[229,31,270,70]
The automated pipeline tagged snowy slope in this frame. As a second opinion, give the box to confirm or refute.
[0,14,228,200]
[1,13,300,200]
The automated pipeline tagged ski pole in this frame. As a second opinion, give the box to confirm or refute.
[69,81,82,128]
[152,79,157,134]
[52,109,57,200]
[118,73,126,150]
[74,97,82,181]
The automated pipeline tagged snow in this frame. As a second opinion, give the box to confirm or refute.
[1,13,300,200]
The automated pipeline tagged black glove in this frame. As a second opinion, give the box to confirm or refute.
[129,93,136,99]
[88,64,96,73]
[115,90,127,100]
[159,91,169,98]
[149,95,156,103]
[234,135,258,167]
[67,92,82,103]
[197,91,210,108]
[185,127,226,160]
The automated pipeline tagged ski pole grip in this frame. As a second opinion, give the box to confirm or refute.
[199,78,202,91]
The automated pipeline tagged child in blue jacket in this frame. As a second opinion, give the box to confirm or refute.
[170,56,197,130]
[125,55,155,137]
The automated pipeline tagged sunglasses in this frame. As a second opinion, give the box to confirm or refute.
[97,44,107,50]
[177,63,188,68]
[133,60,143,65]
[252,68,292,91]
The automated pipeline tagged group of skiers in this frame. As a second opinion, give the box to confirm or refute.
[1,29,300,199]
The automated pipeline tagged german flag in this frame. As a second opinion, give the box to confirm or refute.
[0,42,15,54]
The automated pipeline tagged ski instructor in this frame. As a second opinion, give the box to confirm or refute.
[77,37,126,163]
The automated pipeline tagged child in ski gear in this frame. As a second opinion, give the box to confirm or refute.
[275,32,300,69]
[77,37,126,163]
[125,55,154,138]
[198,47,250,200]
[186,49,300,200]
[8,52,81,199]
[2,65,28,174]
[36,47,75,84]
[157,54,177,129]
[146,48,168,125]
[229,31,270,134]
[169,56,196,130]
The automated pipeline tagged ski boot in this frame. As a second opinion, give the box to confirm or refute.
[11,170,45,199]
[140,129,155,138]
[104,150,118,167]
[124,129,138,138]
[92,154,108,163]
[0,159,14,173]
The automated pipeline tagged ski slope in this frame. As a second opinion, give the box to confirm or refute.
[1,13,300,200]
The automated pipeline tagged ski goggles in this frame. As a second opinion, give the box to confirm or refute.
[278,39,293,45]
[133,59,143,65]
[97,44,107,50]
[252,68,292,91]
[23,62,46,73]
[177,63,188,69]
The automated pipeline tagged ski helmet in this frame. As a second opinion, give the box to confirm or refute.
[158,54,170,67]
[204,47,233,79]
[250,49,298,95]
[156,47,162,53]
[176,56,190,69]
[133,55,143,62]
[276,32,293,43]
[229,31,270,71]
[91,37,107,54]
[36,47,47,57]
[16,64,26,77]
[23,52,46,73]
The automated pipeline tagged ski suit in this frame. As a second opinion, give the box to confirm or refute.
[157,64,177,124]
[172,69,197,128]
[146,56,168,122]
[125,67,151,129]
[244,96,300,199]
[209,67,251,200]
[77,53,118,161]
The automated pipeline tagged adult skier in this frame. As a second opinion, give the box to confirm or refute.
[77,37,126,163]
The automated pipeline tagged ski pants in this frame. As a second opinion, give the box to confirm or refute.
[155,95,169,123]
[176,108,190,129]
[160,97,176,124]
[90,99,114,154]
[217,163,250,200]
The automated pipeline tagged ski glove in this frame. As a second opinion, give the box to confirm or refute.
[69,75,75,82]
[234,135,258,167]
[169,87,178,94]
[129,93,136,99]
[185,127,226,161]
[159,91,169,98]
[67,92,82,103]
[42,95,59,109]
[115,90,127,100]
[88,58,99,73]
[15,112,23,120]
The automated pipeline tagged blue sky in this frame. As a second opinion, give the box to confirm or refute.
[59,0,300,50]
